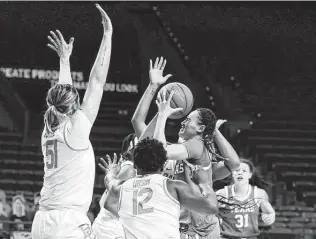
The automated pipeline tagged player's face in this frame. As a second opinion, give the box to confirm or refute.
[232,163,252,185]
[179,110,202,140]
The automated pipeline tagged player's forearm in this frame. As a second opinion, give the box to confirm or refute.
[204,192,219,214]
[104,171,117,190]
[214,129,240,171]
[89,32,112,85]
[153,114,168,147]
[58,58,73,85]
[131,83,160,138]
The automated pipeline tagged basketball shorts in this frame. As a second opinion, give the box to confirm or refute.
[92,208,125,239]
[180,213,220,239]
[31,209,96,239]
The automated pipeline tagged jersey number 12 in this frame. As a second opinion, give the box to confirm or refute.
[133,188,154,216]
[46,139,58,169]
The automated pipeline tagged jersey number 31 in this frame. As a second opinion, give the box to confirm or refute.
[46,140,58,169]
[235,214,249,228]
[133,188,154,216]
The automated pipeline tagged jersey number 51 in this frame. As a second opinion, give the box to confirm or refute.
[45,140,58,169]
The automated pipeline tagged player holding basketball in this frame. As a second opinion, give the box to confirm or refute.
[99,137,218,239]
[216,159,275,239]
[31,4,112,239]
[132,57,240,238]
[92,133,137,239]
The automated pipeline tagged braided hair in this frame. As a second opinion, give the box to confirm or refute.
[196,108,227,162]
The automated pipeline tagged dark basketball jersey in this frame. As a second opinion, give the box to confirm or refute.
[218,185,260,238]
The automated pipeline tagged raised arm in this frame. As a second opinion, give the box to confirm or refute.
[212,120,240,181]
[47,30,74,85]
[131,57,172,138]
[154,90,192,160]
[81,4,112,125]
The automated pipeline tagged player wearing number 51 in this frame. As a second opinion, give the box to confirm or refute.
[99,138,218,239]
[216,159,275,239]
[31,4,112,239]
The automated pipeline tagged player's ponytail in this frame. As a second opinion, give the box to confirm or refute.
[44,84,80,133]
[197,108,227,162]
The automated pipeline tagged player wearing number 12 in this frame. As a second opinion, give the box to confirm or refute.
[216,159,275,239]
[101,138,218,239]
[31,4,112,239]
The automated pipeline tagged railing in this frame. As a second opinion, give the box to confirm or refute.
[0,73,29,143]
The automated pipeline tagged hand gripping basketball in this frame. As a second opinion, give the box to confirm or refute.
[156,88,183,118]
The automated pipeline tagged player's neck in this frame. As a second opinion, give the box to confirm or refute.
[234,183,250,196]
[136,169,160,176]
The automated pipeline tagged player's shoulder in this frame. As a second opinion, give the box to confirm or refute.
[216,188,226,196]
[69,109,91,127]
[255,187,268,199]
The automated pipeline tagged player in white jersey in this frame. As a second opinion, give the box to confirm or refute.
[92,134,175,239]
[92,133,137,239]
[99,138,218,239]
[31,4,112,239]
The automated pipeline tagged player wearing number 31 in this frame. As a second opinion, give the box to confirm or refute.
[100,138,218,239]
[31,4,112,239]
[216,159,275,239]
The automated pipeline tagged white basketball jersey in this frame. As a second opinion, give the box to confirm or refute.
[39,110,95,213]
[118,174,180,239]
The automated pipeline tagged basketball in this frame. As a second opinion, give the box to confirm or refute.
[157,82,194,119]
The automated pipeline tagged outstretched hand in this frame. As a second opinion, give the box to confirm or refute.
[149,57,172,86]
[156,89,183,118]
[98,153,122,177]
[47,30,74,60]
[96,4,113,33]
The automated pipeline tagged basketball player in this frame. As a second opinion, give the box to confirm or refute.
[31,4,112,239]
[132,57,240,238]
[99,137,219,239]
[92,133,137,239]
[216,159,275,239]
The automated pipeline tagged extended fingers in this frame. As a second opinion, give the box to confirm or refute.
[49,31,60,46]
[47,44,58,53]
[98,157,109,173]
[113,153,117,164]
[160,59,167,71]
[154,57,159,68]
[47,36,58,49]
[157,57,164,69]
[149,59,153,70]
[55,30,65,43]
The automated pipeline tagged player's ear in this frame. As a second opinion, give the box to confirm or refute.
[248,172,253,179]
[197,124,206,133]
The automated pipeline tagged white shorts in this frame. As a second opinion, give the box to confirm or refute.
[92,208,125,239]
[31,209,95,239]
